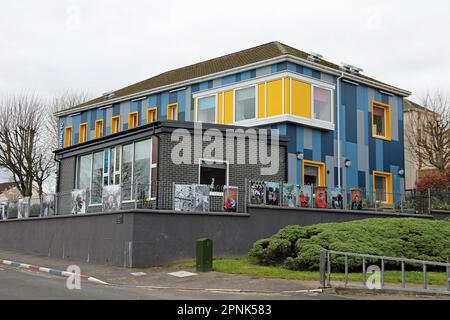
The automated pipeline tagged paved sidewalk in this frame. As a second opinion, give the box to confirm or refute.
[0,249,319,294]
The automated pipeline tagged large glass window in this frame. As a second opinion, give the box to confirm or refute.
[121,144,133,200]
[91,151,103,204]
[76,154,92,190]
[197,96,216,123]
[235,87,256,121]
[133,139,151,200]
[313,87,332,122]
[75,137,158,206]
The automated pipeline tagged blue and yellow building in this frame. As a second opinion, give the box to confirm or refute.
[55,41,410,206]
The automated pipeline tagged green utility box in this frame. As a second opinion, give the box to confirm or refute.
[196,238,213,272]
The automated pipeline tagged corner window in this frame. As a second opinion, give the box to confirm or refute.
[199,159,228,193]
[302,160,326,187]
[64,126,73,147]
[373,171,393,204]
[313,87,332,122]
[372,101,391,140]
[197,95,216,123]
[94,120,104,139]
[91,151,103,204]
[79,123,88,143]
[167,103,178,120]
[147,108,157,123]
[133,139,151,199]
[121,144,133,201]
[76,154,92,190]
[128,112,139,129]
[235,86,256,121]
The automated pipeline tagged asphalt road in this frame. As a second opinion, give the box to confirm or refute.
[0,265,346,300]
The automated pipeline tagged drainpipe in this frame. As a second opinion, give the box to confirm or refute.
[337,72,344,189]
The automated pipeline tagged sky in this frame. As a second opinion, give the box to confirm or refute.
[0,0,449,183]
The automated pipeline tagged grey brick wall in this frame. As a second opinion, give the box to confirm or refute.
[56,123,287,214]
[156,131,287,210]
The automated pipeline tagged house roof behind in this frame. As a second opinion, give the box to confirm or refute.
[404,99,430,112]
[0,182,16,194]
[63,41,410,114]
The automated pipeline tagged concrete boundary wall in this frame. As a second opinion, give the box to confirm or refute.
[0,207,436,268]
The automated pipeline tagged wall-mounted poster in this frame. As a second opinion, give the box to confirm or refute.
[265,182,280,206]
[71,189,86,214]
[41,194,56,217]
[18,197,30,219]
[314,186,327,208]
[174,184,194,212]
[0,202,7,220]
[102,185,121,212]
[223,186,238,212]
[329,188,344,209]
[249,181,265,205]
[297,185,313,208]
[351,189,363,210]
[282,183,297,208]
[193,184,210,212]
[174,184,210,212]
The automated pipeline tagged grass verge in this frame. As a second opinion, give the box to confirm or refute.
[170,256,448,287]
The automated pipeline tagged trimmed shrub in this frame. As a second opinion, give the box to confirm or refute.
[249,238,292,265]
[249,218,450,271]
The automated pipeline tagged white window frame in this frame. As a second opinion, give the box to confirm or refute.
[198,158,229,196]
[195,94,218,123]
[233,84,258,124]
[311,85,333,124]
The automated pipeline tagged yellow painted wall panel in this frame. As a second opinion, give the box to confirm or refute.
[284,78,290,114]
[217,92,223,124]
[267,79,283,117]
[224,90,234,124]
[258,83,265,118]
[292,79,311,118]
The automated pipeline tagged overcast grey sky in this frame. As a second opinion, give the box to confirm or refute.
[1,0,449,103]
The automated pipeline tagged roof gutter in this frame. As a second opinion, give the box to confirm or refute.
[55,55,411,117]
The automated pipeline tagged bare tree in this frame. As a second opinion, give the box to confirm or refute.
[405,91,450,172]
[0,93,43,197]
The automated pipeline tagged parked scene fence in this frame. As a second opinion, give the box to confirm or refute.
[0,180,448,220]
[319,250,450,294]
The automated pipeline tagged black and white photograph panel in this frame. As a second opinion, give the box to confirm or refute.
[71,189,86,214]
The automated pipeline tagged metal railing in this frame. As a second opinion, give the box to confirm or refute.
[0,181,248,219]
[319,250,450,294]
[247,180,450,214]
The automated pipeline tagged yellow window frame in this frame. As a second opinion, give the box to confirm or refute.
[371,100,391,141]
[94,120,104,139]
[64,126,72,148]
[167,103,178,120]
[111,115,121,134]
[147,107,158,123]
[79,123,88,143]
[302,160,326,187]
[372,171,393,205]
[128,111,139,129]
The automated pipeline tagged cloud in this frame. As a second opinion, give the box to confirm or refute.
[0,0,449,102]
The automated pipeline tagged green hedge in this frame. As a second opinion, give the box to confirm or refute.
[249,218,450,271]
